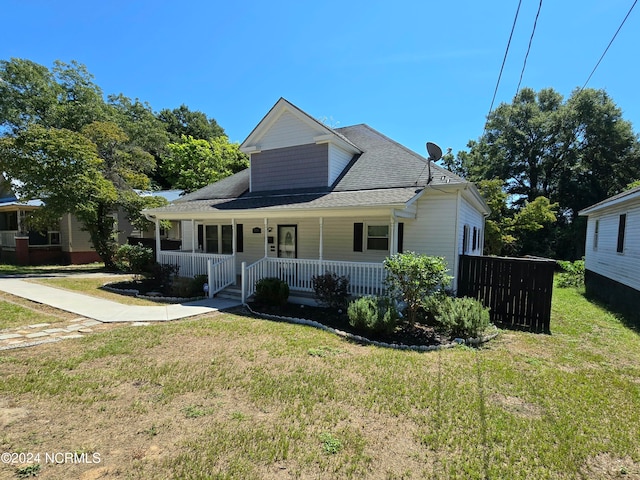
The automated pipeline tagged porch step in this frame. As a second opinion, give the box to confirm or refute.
[216,285,242,301]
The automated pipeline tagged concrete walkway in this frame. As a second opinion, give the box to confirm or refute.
[0,278,241,322]
[0,277,242,350]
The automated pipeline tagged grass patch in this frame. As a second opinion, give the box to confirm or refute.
[1,286,640,479]
[0,300,63,330]
[0,262,106,276]
[29,277,161,306]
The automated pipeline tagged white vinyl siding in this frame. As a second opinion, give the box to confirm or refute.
[458,196,485,256]
[584,203,640,291]
[403,191,458,275]
[328,144,353,185]
[258,111,321,151]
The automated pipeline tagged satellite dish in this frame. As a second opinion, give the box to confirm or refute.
[426,141,443,161]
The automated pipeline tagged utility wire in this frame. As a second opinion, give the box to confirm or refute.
[580,0,638,91]
[486,0,523,121]
[515,0,543,97]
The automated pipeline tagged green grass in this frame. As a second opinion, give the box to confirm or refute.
[0,300,63,330]
[28,276,161,306]
[0,262,106,276]
[1,286,639,479]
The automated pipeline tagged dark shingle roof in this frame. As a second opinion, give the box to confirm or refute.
[176,169,250,202]
[333,124,465,190]
[146,124,469,216]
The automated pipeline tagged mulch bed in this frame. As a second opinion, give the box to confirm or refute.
[247,301,452,347]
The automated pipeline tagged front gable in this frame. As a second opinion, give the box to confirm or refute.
[241,98,361,193]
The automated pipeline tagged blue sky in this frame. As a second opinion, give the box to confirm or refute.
[4,0,639,157]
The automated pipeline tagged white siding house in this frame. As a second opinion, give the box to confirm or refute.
[579,185,640,319]
[144,98,490,302]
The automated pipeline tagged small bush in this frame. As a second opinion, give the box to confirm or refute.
[145,262,180,294]
[312,271,350,309]
[383,252,452,325]
[426,295,490,338]
[113,243,154,275]
[557,259,585,288]
[255,277,290,306]
[347,296,399,335]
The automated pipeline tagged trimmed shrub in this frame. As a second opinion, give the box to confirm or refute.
[557,259,585,288]
[255,277,290,306]
[347,296,399,335]
[312,271,350,309]
[425,295,490,338]
[146,262,180,294]
[384,252,452,326]
[167,274,208,298]
[113,243,154,275]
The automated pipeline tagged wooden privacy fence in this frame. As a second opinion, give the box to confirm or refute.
[458,255,555,333]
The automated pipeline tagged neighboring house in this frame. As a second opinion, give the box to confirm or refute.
[579,185,640,318]
[0,194,101,265]
[144,98,490,301]
[0,182,175,266]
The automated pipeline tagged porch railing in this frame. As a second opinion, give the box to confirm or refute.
[157,250,236,298]
[207,255,236,297]
[158,251,231,278]
[0,231,18,248]
[242,257,386,303]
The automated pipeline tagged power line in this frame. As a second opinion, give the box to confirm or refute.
[515,0,543,97]
[486,0,523,120]
[580,0,638,91]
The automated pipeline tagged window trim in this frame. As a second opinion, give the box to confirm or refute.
[366,224,390,252]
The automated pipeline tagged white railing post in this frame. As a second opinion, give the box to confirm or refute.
[241,261,246,304]
[207,259,213,298]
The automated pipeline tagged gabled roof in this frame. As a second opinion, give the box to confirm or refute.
[579,185,640,216]
[145,103,489,218]
[240,97,361,155]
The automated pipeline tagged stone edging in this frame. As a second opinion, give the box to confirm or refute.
[244,304,499,352]
[101,283,206,304]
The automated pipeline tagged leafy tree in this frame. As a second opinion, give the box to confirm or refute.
[0,58,170,267]
[0,125,119,263]
[450,87,640,258]
[157,104,224,142]
[161,135,248,192]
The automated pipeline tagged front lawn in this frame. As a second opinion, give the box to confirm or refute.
[28,277,161,306]
[0,262,106,277]
[0,286,639,479]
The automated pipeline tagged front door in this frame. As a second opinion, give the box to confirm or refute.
[278,225,297,258]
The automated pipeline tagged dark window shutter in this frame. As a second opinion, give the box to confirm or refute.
[197,224,204,251]
[472,227,477,251]
[397,222,404,253]
[617,214,626,253]
[353,223,363,252]
[462,225,469,254]
[236,224,244,253]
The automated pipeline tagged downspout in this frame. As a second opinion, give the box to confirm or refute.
[154,218,160,263]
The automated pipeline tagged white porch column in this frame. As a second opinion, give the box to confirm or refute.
[191,220,196,252]
[389,216,398,255]
[264,218,268,257]
[191,219,197,277]
[154,218,161,262]
[319,217,324,261]
[16,209,23,235]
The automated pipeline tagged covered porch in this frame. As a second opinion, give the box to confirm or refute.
[150,212,408,303]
